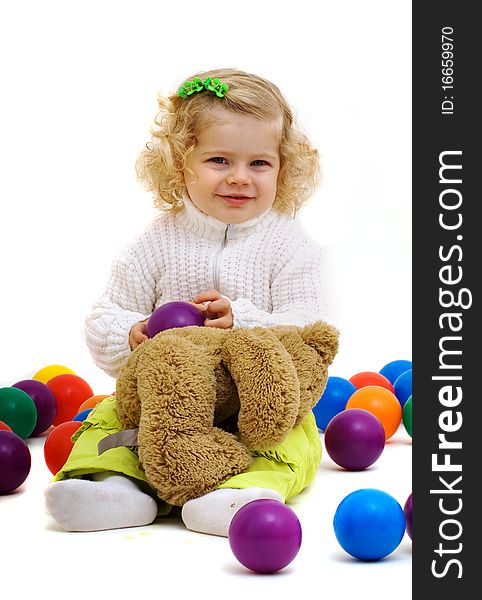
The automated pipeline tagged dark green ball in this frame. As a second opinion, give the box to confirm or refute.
[0,387,37,439]
[402,395,412,437]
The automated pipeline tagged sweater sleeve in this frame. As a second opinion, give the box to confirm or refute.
[85,241,158,378]
[231,238,329,328]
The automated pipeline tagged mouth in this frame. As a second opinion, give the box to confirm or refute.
[218,194,254,207]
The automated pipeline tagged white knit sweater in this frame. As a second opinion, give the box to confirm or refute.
[85,197,329,378]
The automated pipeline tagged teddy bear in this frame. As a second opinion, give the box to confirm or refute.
[113,320,339,506]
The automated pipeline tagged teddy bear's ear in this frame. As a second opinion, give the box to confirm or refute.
[300,321,340,366]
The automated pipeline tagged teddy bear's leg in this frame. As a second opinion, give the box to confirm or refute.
[221,328,300,449]
[135,334,252,506]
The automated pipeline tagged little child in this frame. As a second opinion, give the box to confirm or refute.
[45,68,330,535]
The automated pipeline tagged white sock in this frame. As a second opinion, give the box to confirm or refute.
[181,487,284,537]
[45,471,158,532]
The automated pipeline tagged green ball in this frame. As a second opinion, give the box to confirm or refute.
[402,395,412,437]
[0,387,38,439]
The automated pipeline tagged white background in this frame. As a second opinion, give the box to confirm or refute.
[0,1,412,598]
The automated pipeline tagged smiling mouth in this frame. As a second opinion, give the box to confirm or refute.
[218,194,254,206]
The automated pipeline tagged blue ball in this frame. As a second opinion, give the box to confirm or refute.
[379,360,412,384]
[333,488,406,560]
[393,369,412,408]
[72,408,92,422]
[313,376,357,431]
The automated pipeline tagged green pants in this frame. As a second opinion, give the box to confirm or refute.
[53,396,322,513]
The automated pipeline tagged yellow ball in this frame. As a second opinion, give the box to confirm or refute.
[32,364,76,384]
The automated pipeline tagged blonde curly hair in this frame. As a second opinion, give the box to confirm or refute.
[136,68,321,215]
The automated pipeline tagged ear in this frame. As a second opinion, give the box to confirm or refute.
[300,321,340,366]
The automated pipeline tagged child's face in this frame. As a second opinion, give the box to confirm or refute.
[183,107,282,224]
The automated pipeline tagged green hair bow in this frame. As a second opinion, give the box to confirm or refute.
[178,76,229,98]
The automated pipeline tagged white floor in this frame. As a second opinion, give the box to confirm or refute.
[1,421,412,600]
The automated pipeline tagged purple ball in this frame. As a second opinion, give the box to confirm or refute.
[404,493,412,539]
[0,430,31,494]
[146,301,205,338]
[228,499,302,573]
[12,379,57,436]
[324,408,386,470]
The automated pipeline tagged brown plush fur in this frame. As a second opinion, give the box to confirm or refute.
[115,321,339,506]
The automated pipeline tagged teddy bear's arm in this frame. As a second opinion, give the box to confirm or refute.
[273,321,340,424]
[222,328,301,449]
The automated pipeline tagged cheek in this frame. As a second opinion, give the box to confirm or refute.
[203,170,225,189]
[264,172,279,194]
[201,168,216,180]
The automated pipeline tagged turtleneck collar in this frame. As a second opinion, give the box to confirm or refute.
[176,194,279,242]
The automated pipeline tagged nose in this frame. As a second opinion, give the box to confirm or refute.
[226,165,251,186]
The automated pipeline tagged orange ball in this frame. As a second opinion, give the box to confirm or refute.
[77,394,111,413]
[47,374,94,426]
[349,371,395,394]
[345,385,402,440]
[0,421,13,432]
[43,420,82,475]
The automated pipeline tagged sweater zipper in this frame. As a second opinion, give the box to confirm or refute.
[213,225,230,290]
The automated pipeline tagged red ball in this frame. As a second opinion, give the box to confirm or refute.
[44,421,82,475]
[349,371,395,394]
[0,421,13,432]
[47,374,94,426]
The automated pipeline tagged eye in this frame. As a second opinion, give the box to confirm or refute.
[208,157,227,164]
[251,159,270,167]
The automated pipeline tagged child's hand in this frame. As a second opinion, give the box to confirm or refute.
[190,290,233,329]
[129,321,148,350]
